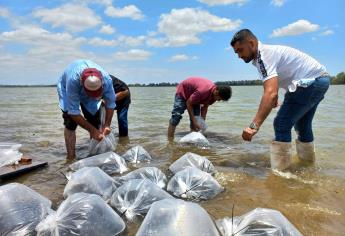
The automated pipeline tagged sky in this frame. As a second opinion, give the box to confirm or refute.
[0,0,343,85]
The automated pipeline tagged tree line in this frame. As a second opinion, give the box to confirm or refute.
[129,73,345,87]
[1,72,344,87]
[331,72,345,85]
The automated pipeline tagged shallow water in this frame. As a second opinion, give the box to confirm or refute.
[0,85,344,235]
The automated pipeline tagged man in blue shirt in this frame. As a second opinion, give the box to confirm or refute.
[57,59,116,159]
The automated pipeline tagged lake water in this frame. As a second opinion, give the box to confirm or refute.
[0,85,344,235]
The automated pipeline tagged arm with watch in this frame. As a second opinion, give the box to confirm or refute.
[242,77,279,141]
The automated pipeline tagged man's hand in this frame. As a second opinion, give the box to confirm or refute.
[90,128,104,141]
[242,127,258,141]
[102,126,111,136]
[191,121,201,132]
[273,98,280,108]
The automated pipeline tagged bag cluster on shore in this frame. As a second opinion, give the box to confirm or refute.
[0,145,302,236]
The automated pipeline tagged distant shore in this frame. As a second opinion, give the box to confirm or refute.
[1,73,344,87]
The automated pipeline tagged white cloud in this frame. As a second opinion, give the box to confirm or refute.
[76,0,112,6]
[105,5,144,20]
[271,0,286,7]
[118,35,147,47]
[88,37,118,47]
[87,35,147,48]
[198,0,247,6]
[156,8,242,47]
[146,37,170,47]
[114,49,152,61]
[271,19,319,37]
[99,24,115,34]
[169,54,198,62]
[0,25,85,48]
[320,29,334,36]
[0,25,92,84]
[0,7,10,18]
[33,4,101,32]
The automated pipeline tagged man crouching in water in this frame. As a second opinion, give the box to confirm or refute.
[168,77,232,139]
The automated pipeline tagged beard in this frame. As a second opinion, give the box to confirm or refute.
[243,50,255,63]
[243,58,252,63]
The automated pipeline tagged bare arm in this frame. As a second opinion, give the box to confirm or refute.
[242,77,279,141]
[102,108,114,135]
[186,99,200,131]
[115,89,129,101]
[253,77,279,127]
[201,104,209,120]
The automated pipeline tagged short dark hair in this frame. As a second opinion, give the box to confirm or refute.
[217,86,232,101]
[230,29,257,46]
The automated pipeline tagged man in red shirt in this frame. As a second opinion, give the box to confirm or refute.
[168,77,232,138]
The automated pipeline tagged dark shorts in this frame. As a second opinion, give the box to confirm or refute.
[62,104,101,131]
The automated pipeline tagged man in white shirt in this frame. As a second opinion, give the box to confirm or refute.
[230,29,330,170]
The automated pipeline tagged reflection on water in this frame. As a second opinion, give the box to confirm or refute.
[0,86,345,235]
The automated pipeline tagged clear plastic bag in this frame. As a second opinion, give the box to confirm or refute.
[114,166,167,188]
[69,151,128,175]
[215,208,302,236]
[169,152,216,175]
[167,166,223,200]
[0,142,22,167]
[88,132,117,156]
[110,179,173,222]
[122,145,152,163]
[0,183,52,236]
[36,193,126,236]
[195,116,207,132]
[136,198,220,236]
[63,167,115,201]
[178,132,210,147]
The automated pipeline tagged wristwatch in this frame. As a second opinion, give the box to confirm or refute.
[249,122,259,131]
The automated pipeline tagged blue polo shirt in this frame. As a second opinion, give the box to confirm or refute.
[57,59,116,115]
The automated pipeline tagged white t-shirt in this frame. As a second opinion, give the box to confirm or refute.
[252,42,326,90]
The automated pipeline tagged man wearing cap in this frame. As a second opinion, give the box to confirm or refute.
[57,59,116,159]
[230,29,330,170]
[167,77,232,139]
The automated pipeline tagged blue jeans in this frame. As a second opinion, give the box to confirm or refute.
[169,94,200,127]
[117,107,128,136]
[274,76,330,142]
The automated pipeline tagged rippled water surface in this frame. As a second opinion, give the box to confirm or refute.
[0,86,344,235]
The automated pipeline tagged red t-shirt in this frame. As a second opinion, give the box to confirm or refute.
[176,77,216,105]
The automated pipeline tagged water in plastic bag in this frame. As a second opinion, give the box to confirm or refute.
[167,166,223,200]
[195,115,207,132]
[114,166,167,188]
[122,145,152,163]
[0,183,52,236]
[136,198,220,236]
[89,132,117,156]
[110,179,173,222]
[215,208,302,236]
[36,193,126,236]
[169,152,216,175]
[69,151,128,175]
[178,132,210,147]
[0,142,23,167]
[63,167,115,201]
